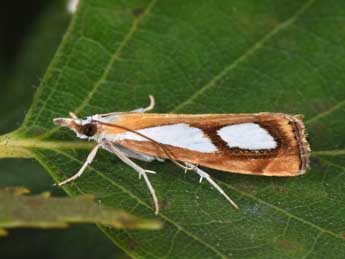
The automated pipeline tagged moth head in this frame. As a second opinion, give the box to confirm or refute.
[53,112,98,139]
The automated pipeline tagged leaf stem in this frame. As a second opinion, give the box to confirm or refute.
[0,131,93,159]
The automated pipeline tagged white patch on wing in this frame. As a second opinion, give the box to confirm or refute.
[116,123,218,153]
[217,123,277,150]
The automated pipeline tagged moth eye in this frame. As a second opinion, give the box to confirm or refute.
[82,123,97,137]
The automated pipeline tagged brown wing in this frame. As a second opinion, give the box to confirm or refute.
[99,112,310,176]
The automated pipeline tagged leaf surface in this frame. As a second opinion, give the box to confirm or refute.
[1,0,345,258]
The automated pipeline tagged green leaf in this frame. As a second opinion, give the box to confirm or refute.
[0,2,128,258]
[1,0,345,258]
[0,187,161,236]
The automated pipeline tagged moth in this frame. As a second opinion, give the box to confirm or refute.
[53,96,310,214]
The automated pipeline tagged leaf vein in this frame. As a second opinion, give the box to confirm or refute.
[306,99,345,124]
[50,149,228,259]
[39,0,157,140]
[302,232,322,259]
[219,180,344,241]
[48,147,344,251]
[172,0,316,112]
[73,0,157,115]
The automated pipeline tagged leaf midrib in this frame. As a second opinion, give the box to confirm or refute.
[1,130,344,159]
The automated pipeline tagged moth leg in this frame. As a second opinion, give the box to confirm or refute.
[57,145,100,186]
[131,95,155,113]
[103,141,160,214]
[184,162,239,209]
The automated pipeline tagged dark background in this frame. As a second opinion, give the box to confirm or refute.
[0,0,48,70]
[0,1,126,258]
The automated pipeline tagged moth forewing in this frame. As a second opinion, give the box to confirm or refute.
[53,96,310,214]
[100,112,310,176]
